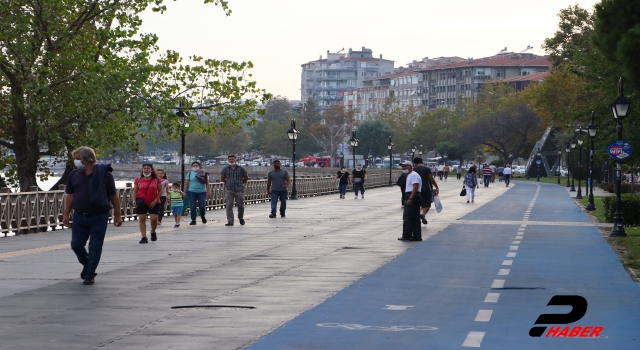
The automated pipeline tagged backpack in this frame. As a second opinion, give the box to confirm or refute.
[195,170,209,184]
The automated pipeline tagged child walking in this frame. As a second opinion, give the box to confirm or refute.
[169,182,184,228]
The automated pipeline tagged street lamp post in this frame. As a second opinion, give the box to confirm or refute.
[175,101,191,187]
[444,154,448,166]
[477,152,482,178]
[570,139,577,191]
[287,119,300,200]
[557,150,563,184]
[411,141,416,161]
[387,136,393,186]
[610,78,631,237]
[576,140,583,199]
[349,131,359,168]
[536,151,541,181]
[565,144,571,187]
[586,112,598,211]
[339,152,344,168]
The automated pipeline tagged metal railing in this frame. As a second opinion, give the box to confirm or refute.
[1,172,398,237]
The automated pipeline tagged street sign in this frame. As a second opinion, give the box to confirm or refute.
[607,140,633,162]
[536,160,542,165]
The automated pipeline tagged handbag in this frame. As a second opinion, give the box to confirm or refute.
[460,186,467,196]
[434,194,443,213]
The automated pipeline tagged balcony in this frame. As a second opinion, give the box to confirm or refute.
[316,95,344,100]
[315,76,348,82]
[315,86,349,91]
[474,75,492,80]
[316,66,357,72]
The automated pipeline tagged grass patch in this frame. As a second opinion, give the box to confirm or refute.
[581,196,640,272]
[519,176,568,185]
[580,196,607,222]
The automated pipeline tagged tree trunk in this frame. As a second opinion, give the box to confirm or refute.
[11,83,41,192]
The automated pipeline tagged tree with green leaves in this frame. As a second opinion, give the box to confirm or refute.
[376,97,424,153]
[0,0,270,191]
[261,95,292,122]
[593,0,640,91]
[355,119,394,158]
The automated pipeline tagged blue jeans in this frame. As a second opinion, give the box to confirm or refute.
[70,212,109,279]
[504,174,511,186]
[188,191,207,221]
[483,175,491,187]
[271,190,287,214]
[338,183,348,195]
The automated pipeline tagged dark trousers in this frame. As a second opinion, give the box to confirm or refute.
[483,175,491,187]
[402,193,422,240]
[158,196,167,222]
[70,212,109,279]
[504,174,511,186]
[353,182,364,196]
[270,190,287,214]
[457,173,461,180]
[400,186,406,205]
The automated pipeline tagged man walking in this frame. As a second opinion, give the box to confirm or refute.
[503,164,512,187]
[413,157,439,225]
[482,164,492,187]
[267,160,290,218]
[221,155,249,226]
[437,163,444,180]
[398,160,422,241]
[489,164,497,183]
[63,146,122,285]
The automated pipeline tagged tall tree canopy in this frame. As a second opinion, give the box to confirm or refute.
[354,119,394,158]
[0,0,270,191]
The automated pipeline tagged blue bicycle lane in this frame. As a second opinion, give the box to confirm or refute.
[247,181,640,350]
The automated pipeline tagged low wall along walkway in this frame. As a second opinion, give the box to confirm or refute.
[0,172,399,237]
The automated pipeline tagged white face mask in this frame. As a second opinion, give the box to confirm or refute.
[192,167,200,172]
[74,159,83,168]
[143,172,151,177]
[402,169,409,174]
[228,161,236,165]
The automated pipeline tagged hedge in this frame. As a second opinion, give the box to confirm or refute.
[603,194,640,226]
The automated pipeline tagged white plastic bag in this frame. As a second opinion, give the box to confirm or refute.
[434,194,443,213]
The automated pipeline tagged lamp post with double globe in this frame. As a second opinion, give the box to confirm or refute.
[557,149,563,185]
[349,131,359,169]
[610,78,632,237]
[387,137,393,186]
[585,112,598,210]
[411,141,416,161]
[570,139,577,191]
[287,119,299,200]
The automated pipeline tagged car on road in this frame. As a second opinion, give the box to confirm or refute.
[513,165,526,175]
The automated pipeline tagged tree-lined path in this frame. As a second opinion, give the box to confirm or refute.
[0,180,638,349]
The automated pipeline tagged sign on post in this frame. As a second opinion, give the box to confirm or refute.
[606,140,632,162]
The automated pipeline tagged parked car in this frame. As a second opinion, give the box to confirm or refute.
[554,167,568,176]
[513,165,526,175]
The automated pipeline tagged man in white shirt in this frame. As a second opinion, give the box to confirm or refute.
[399,160,423,241]
[503,164,512,187]
[489,164,497,183]
[437,164,444,180]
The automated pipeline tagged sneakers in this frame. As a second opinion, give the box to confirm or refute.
[420,214,428,225]
[280,213,285,218]
[83,278,94,285]
[239,219,245,225]
[269,213,276,218]
[225,222,234,226]
[354,196,358,199]
[174,223,180,228]
[139,237,148,244]
[201,216,207,224]
[189,221,196,225]
[361,195,364,199]
[150,232,157,241]
[472,200,475,203]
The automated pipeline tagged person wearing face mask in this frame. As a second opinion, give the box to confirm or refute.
[351,163,367,199]
[398,160,422,241]
[267,160,290,218]
[220,155,249,226]
[334,166,350,199]
[64,146,122,285]
[131,164,162,243]
[183,161,210,226]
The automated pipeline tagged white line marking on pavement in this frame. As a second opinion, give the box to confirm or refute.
[498,269,510,275]
[475,310,493,322]
[502,260,513,265]
[383,305,414,310]
[462,331,485,347]
[514,236,522,240]
[484,293,500,303]
[512,241,521,244]
[518,228,525,232]
[491,279,505,288]
[510,246,519,250]
[520,224,527,228]
[506,252,516,258]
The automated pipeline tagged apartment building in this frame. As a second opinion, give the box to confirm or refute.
[300,47,394,113]
[417,50,552,110]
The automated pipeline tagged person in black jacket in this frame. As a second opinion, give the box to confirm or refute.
[397,172,407,207]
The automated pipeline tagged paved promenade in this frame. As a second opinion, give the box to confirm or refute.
[0,178,638,349]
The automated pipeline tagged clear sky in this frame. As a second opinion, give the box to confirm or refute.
[139,0,600,102]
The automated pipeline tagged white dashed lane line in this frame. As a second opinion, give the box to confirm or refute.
[484,293,500,303]
[474,310,493,322]
[462,331,485,347]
